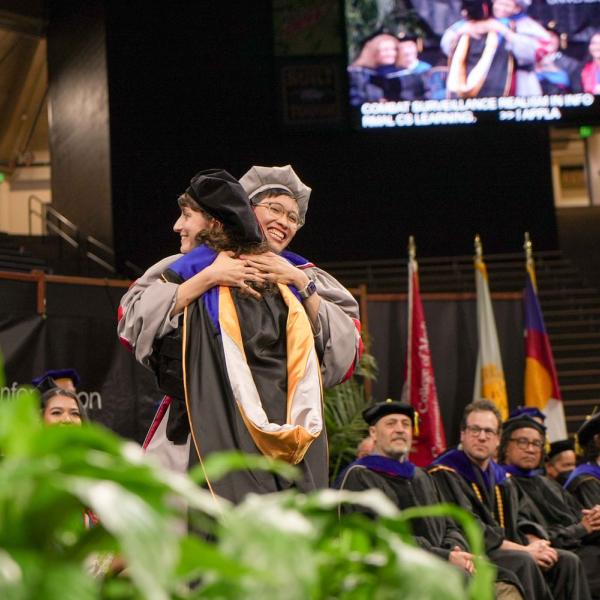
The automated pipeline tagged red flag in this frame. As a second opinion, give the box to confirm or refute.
[404,252,447,466]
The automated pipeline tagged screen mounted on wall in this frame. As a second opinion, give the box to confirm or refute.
[345,0,600,129]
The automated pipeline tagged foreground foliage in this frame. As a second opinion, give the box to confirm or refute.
[0,381,494,599]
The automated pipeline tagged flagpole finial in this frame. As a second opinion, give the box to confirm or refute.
[474,234,483,260]
[524,232,533,264]
[408,235,416,260]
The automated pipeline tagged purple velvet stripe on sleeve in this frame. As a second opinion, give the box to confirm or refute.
[564,463,600,489]
[167,245,220,331]
[168,245,217,281]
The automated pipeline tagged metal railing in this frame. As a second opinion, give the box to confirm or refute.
[28,194,116,274]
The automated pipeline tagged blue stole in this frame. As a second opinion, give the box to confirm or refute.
[335,455,415,488]
[564,463,600,489]
[168,245,312,331]
[431,448,507,489]
[503,464,543,478]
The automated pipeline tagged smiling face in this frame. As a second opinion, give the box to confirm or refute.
[503,426,544,470]
[369,413,413,460]
[43,394,82,425]
[492,0,519,18]
[173,205,213,254]
[252,194,300,253]
[397,41,418,68]
[460,410,500,468]
[376,37,398,66]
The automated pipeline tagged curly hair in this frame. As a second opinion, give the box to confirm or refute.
[351,34,403,69]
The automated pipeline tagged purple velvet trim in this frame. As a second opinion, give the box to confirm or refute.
[431,448,507,488]
[564,463,600,489]
[503,464,543,478]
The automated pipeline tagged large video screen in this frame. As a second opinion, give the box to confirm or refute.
[345,0,600,128]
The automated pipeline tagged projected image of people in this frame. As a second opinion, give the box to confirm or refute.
[348,33,431,104]
[345,0,600,127]
[581,32,600,95]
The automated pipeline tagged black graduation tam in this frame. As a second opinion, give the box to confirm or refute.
[576,411,600,448]
[502,415,547,438]
[548,439,574,460]
[509,406,546,422]
[363,399,415,426]
[186,169,263,244]
[32,368,81,393]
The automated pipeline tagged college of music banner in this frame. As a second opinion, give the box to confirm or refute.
[404,238,446,466]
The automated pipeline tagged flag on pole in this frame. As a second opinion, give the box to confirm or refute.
[523,233,566,441]
[404,237,446,466]
[473,236,509,421]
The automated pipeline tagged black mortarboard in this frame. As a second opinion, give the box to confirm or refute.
[502,415,547,438]
[509,406,546,422]
[576,411,600,449]
[32,368,81,393]
[186,169,263,244]
[363,399,416,426]
[547,439,574,460]
[545,20,568,49]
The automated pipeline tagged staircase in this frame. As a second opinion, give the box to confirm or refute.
[320,250,600,437]
[0,232,49,272]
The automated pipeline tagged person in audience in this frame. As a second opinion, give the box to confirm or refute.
[336,400,476,575]
[581,32,600,94]
[546,439,577,485]
[33,368,81,394]
[40,387,87,425]
[500,415,599,599]
[565,412,600,508]
[430,399,590,600]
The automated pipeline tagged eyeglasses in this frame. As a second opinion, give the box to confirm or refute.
[464,425,498,438]
[509,438,544,450]
[253,201,303,227]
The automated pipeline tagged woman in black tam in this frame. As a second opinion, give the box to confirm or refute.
[118,169,327,505]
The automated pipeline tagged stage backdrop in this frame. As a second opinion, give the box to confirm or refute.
[368,297,524,446]
[0,277,161,443]
[0,277,523,447]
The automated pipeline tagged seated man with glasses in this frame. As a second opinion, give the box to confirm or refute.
[500,415,600,599]
[429,399,590,600]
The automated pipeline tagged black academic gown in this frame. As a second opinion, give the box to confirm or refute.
[510,471,600,599]
[566,467,600,510]
[337,460,468,562]
[151,257,328,505]
[430,450,590,600]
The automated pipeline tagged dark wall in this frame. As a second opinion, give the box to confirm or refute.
[99,1,557,271]
[47,0,113,246]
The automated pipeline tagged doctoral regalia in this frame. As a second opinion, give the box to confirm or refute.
[446,19,514,98]
[506,466,600,599]
[150,244,327,505]
[565,464,600,510]
[336,455,468,561]
[430,449,577,600]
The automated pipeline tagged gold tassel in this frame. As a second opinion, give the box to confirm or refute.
[575,433,582,457]
[414,411,420,437]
